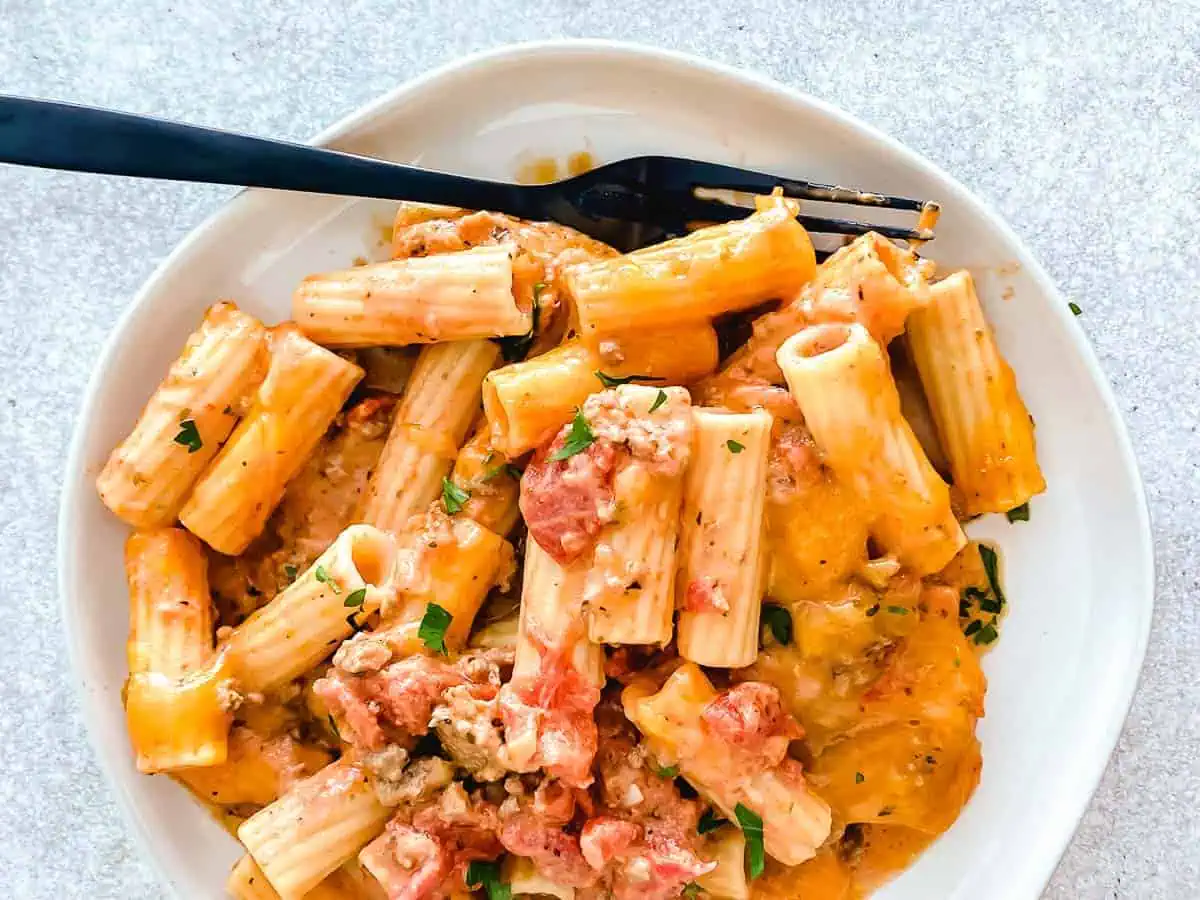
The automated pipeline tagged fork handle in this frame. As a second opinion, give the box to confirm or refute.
[0,95,536,214]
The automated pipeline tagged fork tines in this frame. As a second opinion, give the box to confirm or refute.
[652,157,941,244]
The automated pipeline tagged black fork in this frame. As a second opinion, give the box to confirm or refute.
[0,95,939,252]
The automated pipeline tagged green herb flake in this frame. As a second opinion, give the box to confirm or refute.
[855,771,865,784]
[698,809,727,834]
[655,764,680,779]
[1068,301,1083,316]
[483,462,523,483]
[465,860,511,900]
[496,284,544,362]
[734,803,765,879]
[865,603,880,618]
[963,619,983,638]
[442,477,471,514]
[418,602,453,655]
[978,543,1007,608]
[726,439,745,454]
[283,564,298,582]
[973,621,1000,646]
[595,371,663,389]
[173,419,203,454]
[549,409,596,461]
[343,588,367,609]
[885,605,910,616]
[1006,502,1030,523]
[760,603,793,646]
[682,883,703,899]
[314,565,340,593]
[649,389,669,413]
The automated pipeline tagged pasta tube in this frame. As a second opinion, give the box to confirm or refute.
[239,757,390,900]
[124,528,228,773]
[483,323,719,456]
[566,206,816,335]
[179,325,362,555]
[97,302,268,527]
[499,539,604,786]
[777,324,965,575]
[676,408,772,668]
[907,270,1045,515]
[623,664,832,866]
[227,856,385,900]
[447,420,521,536]
[504,855,576,900]
[293,245,528,346]
[585,386,693,646]
[225,525,400,694]
[359,340,498,535]
[175,726,331,806]
[375,512,514,655]
[696,828,750,900]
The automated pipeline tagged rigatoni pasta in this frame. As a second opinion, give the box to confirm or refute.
[675,407,773,668]
[179,325,362,554]
[97,302,268,527]
[777,323,966,575]
[907,270,1045,515]
[98,199,1038,900]
[358,339,497,534]
[294,245,528,346]
[483,323,719,456]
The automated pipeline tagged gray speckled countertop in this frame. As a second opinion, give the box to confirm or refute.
[0,1,1196,897]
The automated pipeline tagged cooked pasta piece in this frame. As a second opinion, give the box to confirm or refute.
[227,856,279,900]
[124,528,228,773]
[498,539,604,787]
[239,757,390,900]
[374,511,514,656]
[565,205,816,335]
[696,828,750,900]
[483,323,719,456]
[447,419,521,536]
[179,325,362,555]
[293,245,528,346]
[224,525,400,694]
[623,664,832,866]
[175,725,331,807]
[359,340,498,535]
[907,270,1045,515]
[676,408,772,668]
[97,302,269,527]
[227,857,386,900]
[777,323,965,575]
[698,231,934,398]
[581,385,693,646]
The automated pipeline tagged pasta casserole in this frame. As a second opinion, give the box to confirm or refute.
[97,193,1044,900]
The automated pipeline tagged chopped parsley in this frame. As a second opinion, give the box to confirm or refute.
[483,462,523,482]
[725,439,745,454]
[865,603,880,617]
[698,809,727,834]
[549,409,595,461]
[1068,301,1082,316]
[283,563,298,582]
[418,602,453,655]
[963,619,983,638]
[343,588,367,610]
[442,477,471,514]
[594,371,663,389]
[885,605,910,616]
[855,771,866,784]
[314,565,340,593]
[734,803,765,879]
[1006,502,1030,523]
[974,622,999,645]
[465,860,511,900]
[655,764,679,779]
[496,283,544,362]
[649,389,669,413]
[173,419,202,453]
[978,543,1007,608]
[760,603,793,646]
[682,884,703,899]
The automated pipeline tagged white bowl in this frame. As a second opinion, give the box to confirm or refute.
[58,40,1153,900]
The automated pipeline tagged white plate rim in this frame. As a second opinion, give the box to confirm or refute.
[56,38,1155,899]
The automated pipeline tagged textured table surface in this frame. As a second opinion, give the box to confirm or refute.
[1,1,1196,897]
